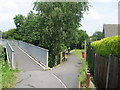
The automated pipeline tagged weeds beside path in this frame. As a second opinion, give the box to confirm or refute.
[71,49,87,86]
[0,45,19,88]
[1,60,19,88]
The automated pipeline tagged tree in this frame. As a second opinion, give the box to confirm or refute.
[90,31,103,41]
[3,29,17,39]
[14,14,25,28]
[77,29,89,49]
[33,2,89,66]
[8,2,89,67]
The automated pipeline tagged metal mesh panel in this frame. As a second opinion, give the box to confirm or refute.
[18,41,49,66]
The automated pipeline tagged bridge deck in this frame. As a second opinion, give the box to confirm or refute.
[12,46,42,71]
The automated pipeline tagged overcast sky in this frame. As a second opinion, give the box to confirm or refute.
[0,0,119,36]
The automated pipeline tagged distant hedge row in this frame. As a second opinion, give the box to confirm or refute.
[91,35,120,58]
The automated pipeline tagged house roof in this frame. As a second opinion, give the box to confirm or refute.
[103,24,119,38]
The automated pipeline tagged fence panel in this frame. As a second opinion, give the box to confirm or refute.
[18,41,49,67]
[94,54,108,88]
[107,55,119,88]
[87,44,120,88]
[118,60,120,88]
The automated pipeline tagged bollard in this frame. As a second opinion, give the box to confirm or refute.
[86,69,90,87]
[82,52,85,58]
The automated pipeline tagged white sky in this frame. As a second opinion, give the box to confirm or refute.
[80,0,118,35]
[0,0,119,36]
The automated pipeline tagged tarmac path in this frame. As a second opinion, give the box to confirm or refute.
[13,46,81,88]
[49,54,82,88]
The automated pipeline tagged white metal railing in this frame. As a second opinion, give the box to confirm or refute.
[0,40,49,67]
[6,41,15,69]
[18,41,49,67]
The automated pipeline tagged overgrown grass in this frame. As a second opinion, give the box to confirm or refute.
[71,49,87,86]
[2,60,19,88]
[0,45,19,88]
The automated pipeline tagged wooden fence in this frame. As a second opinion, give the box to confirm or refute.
[86,46,120,88]
[60,51,67,64]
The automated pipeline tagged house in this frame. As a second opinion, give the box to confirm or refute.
[103,24,119,38]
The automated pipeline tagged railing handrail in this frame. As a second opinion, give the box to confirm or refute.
[0,39,49,67]
[19,41,49,52]
[6,41,15,69]
[7,41,14,52]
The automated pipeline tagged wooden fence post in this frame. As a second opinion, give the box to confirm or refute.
[106,54,112,89]
[60,52,62,64]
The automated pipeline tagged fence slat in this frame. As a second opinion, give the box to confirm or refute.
[87,45,120,88]
[107,55,119,88]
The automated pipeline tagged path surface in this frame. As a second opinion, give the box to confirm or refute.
[49,54,82,88]
[13,46,81,88]
[12,46,42,71]
[13,46,65,88]
[15,71,65,88]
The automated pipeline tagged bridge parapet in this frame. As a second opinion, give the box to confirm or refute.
[0,40,49,68]
[0,40,15,69]
[6,41,15,69]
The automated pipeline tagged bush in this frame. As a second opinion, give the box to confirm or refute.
[91,35,120,58]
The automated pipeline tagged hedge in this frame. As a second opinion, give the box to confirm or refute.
[91,35,120,58]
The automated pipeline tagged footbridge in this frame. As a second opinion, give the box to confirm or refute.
[0,40,49,70]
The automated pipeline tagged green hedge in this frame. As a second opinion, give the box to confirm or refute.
[91,35,120,58]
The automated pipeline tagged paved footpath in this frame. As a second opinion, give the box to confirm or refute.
[13,46,81,88]
[13,46,43,71]
[49,54,82,88]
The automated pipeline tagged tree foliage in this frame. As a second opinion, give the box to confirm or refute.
[2,29,17,39]
[90,31,103,41]
[4,2,89,67]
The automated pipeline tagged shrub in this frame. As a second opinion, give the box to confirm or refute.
[91,35,120,58]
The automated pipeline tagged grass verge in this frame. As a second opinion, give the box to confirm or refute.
[2,60,19,88]
[71,49,87,87]
[0,45,19,88]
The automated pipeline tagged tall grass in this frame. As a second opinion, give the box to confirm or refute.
[0,45,19,88]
